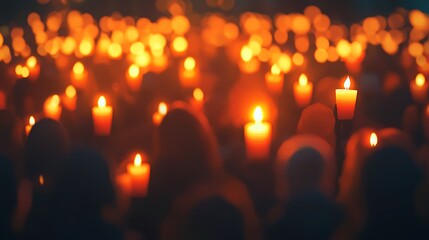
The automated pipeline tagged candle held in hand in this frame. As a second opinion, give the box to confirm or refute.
[126,64,143,92]
[127,153,150,197]
[244,106,272,161]
[265,64,284,95]
[335,76,357,120]
[410,74,428,103]
[92,96,113,136]
[293,74,313,108]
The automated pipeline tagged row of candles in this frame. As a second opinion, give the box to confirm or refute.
[13,71,429,141]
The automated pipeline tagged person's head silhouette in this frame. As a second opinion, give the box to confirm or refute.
[25,118,70,187]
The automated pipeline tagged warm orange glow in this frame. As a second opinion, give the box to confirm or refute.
[29,116,35,126]
[128,64,140,78]
[98,96,107,108]
[51,95,60,106]
[130,42,145,55]
[370,132,378,147]
[159,102,167,115]
[241,45,253,62]
[134,153,142,167]
[416,73,426,87]
[277,53,292,73]
[344,76,351,90]
[193,88,204,101]
[270,64,281,75]
[26,56,37,68]
[172,36,188,53]
[65,85,76,98]
[184,57,196,71]
[336,39,351,58]
[108,43,122,59]
[79,38,93,56]
[39,175,44,186]
[15,65,22,75]
[73,62,85,75]
[299,74,308,86]
[253,106,263,123]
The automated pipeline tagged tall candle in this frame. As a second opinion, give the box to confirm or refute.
[265,64,284,95]
[71,62,88,88]
[43,95,62,120]
[0,90,5,109]
[179,57,199,87]
[152,102,168,125]
[293,73,313,108]
[126,64,143,92]
[335,76,358,120]
[26,56,40,81]
[410,73,428,103]
[126,153,150,197]
[92,96,113,136]
[25,116,35,136]
[62,85,77,111]
[244,106,272,161]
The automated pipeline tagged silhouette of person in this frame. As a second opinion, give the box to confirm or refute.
[22,118,71,239]
[0,155,17,240]
[360,147,428,240]
[50,149,121,240]
[266,136,342,240]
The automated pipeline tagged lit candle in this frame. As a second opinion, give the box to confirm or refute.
[410,73,428,103]
[369,132,378,148]
[244,106,272,161]
[293,73,313,108]
[179,57,199,87]
[25,116,35,136]
[191,88,205,110]
[151,55,167,73]
[171,36,188,56]
[92,96,113,136]
[26,56,40,81]
[152,102,168,125]
[0,90,5,109]
[43,95,62,120]
[126,64,143,92]
[335,76,358,120]
[61,85,77,111]
[265,64,284,95]
[126,153,150,197]
[70,61,88,88]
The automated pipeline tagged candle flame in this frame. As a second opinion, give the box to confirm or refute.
[299,74,308,86]
[370,132,378,147]
[29,116,35,126]
[193,88,204,101]
[158,102,167,115]
[134,153,142,166]
[184,57,196,71]
[344,76,351,90]
[39,175,44,186]
[270,64,281,76]
[73,62,85,75]
[241,45,253,62]
[253,106,263,123]
[65,85,76,98]
[51,95,60,106]
[415,73,426,87]
[98,96,106,108]
[128,64,140,78]
[26,56,37,68]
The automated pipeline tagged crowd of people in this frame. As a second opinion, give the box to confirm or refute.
[1,99,429,240]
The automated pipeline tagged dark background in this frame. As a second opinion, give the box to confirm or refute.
[0,0,428,25]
